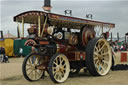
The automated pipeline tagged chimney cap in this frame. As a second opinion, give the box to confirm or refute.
[43,0,51,11]
[43,6,52,11]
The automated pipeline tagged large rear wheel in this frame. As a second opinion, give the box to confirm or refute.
[48,53,70,83]
[86,38,112,76]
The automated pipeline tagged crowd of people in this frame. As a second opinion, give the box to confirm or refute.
[110,40,128,52]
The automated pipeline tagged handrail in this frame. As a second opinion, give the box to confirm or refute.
[41,16,48,37]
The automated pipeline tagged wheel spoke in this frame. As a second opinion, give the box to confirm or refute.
[59,73,62,80]
[35,70,41,76]
[28,58,32,65]
[31,71,34,79]
[102,51,108,56]
[59,57,62,64]
[31,56,37,66]
[26,64,32,67]
[94,56,99,61]
[53,62,58,66]
[61,65,66,70]
[57,74,59,80]
[55,73,59,80]
[94,59,99,65]
[95,63,99,71]
[60,57,64,65]
[61,70,65,76]
[34,70,37,79]
[53,71,56,76]
[102,60,109,65]
[26,67,33,71]
[53,69,57,75]
[96,63,102,72]
[28,69,34,76]
[94,52,99,56]
[56,58,59,64]
[61,62,66,67]
[34,58,37,66]
[97,42,102,49]
[55,58,59,65]
[95,46,99,52]
[53,70,57,76]
[99,64,105,72]
[97,42,100,48]
[53,67,57,70]
[99,43,106,52]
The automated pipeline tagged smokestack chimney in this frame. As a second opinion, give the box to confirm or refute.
[43,0,52,12]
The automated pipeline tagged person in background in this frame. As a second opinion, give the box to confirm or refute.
[120,45,124,51]
[0,46,9,63]
[0,47,4,62]
[123,44,126,51]
[113,42,118,52]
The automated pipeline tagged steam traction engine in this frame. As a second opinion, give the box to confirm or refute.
[14,11,115,83]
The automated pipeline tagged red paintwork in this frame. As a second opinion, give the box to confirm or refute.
[120,53,127,62]
[79,52,86,60]
[56,42,77,53]
[39,41,49,45]
[66,52,76,61]
[66,52,86,61]
[82,28,95,47]
[55,42,84,61]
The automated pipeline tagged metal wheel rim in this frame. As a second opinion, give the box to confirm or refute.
[26,54,43,80]
[93,38,112,75]
[52,54,70,83]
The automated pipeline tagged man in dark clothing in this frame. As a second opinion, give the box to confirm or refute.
[0,47,9,63]
[0,47,5,54]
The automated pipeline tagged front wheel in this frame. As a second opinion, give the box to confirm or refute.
[22,53,44,81]
[48,53,70,83]
[86,38,112,76]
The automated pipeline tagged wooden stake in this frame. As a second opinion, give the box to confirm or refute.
[111,32,112,41]
[125,35,126,43]
[101,26,103,34]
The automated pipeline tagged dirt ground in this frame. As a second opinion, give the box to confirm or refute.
[0,58,128,85]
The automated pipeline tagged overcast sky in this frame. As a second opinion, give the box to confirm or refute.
[0,0,128,38]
